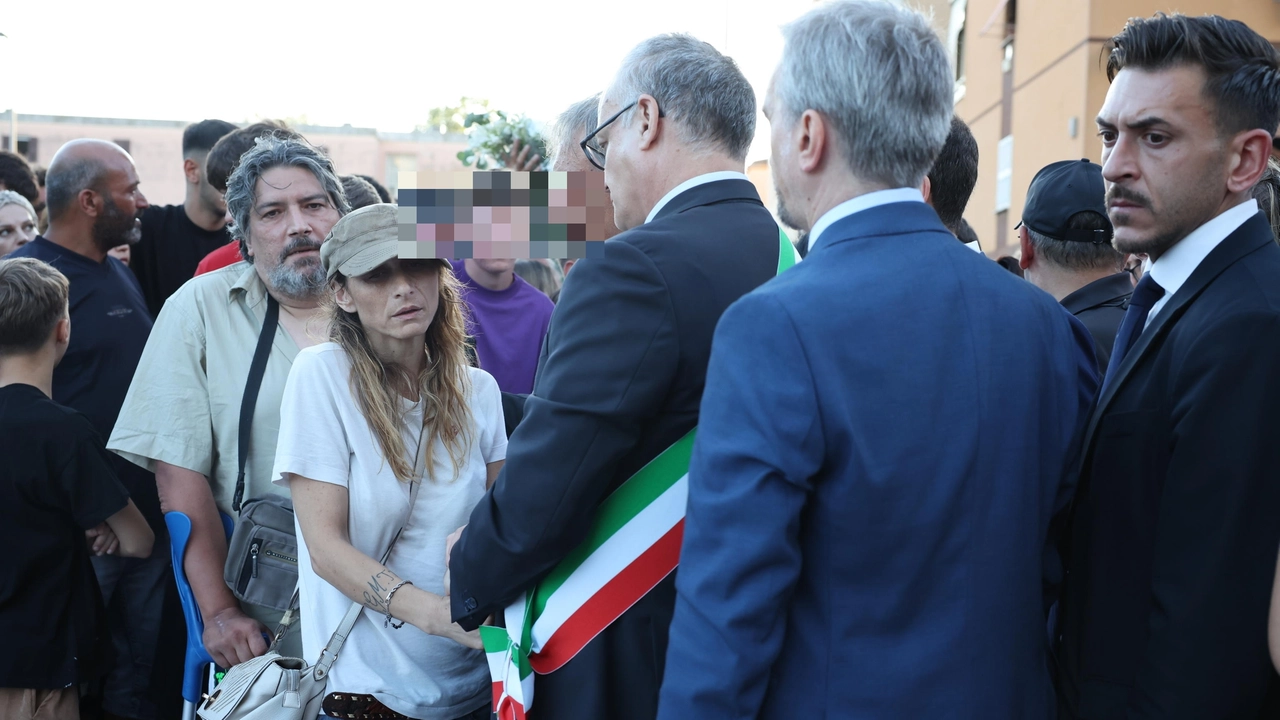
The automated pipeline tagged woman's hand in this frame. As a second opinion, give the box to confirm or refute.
[421,593,483,650]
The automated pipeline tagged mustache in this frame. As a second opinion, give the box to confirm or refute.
[1106,185,1152,210]
[278,237,322,262]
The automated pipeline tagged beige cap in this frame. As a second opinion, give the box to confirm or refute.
[321,203,400,280]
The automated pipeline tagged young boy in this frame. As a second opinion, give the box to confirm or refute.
[0,257,154,720]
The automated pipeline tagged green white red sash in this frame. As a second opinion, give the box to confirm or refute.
[482,228,798,719]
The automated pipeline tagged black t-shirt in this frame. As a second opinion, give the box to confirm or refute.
[0,384,130,688]
[8,237,162,529]
[133,204,232,318]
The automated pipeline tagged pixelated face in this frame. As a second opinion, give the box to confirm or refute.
[245,166,341,300]
[336,258,441,345]
[553,141,618,240]
[1098,65,1229,258]
[0,203,37,256]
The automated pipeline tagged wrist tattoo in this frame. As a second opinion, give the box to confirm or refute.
[362,569,398,613]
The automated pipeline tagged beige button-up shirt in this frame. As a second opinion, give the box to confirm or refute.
[110,261,308,515]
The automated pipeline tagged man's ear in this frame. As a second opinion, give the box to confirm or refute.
[921,175,933,206]
[796,110,827,174]
[78,189,102,218]
[183,157,202,186]
[1018,226,1034,270]
[55,315,71,346]
[636,94,663,152]
[1226,129,1273,194]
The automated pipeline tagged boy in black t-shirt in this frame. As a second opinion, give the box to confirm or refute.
[0,257,154,720]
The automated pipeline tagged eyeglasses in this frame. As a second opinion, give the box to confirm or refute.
[579,99,664,171]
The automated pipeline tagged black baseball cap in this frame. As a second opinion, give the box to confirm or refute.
[1017,158,1113,244]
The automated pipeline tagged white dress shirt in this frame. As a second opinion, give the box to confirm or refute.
[1144,198,1259,328]
[807,188,925,255]
[645,171,751,224]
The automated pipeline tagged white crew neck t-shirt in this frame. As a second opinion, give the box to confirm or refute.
[272,342,506,720]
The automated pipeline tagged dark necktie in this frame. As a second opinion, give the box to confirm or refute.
[1102,274,1166,392]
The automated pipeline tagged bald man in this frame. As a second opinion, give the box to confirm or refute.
[9,139,169,720]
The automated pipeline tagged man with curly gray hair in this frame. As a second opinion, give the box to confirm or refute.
[109,135,348,668]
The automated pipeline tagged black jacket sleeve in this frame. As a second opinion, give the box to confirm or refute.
[450,240,680,629]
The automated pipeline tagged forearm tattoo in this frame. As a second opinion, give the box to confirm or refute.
[362,568,400,613]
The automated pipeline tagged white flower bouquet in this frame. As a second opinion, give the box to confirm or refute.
[457,111,548,170]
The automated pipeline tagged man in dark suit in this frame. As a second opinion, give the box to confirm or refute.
[1018,159,1132,370]
[656,2,1097,718]
[1056,13,1280,719]
[447,33,787,720]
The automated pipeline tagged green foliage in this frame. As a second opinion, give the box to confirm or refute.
[422,97,491,136]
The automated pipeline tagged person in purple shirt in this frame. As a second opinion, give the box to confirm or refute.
[451,258,554,394]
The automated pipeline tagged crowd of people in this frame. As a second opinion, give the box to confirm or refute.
[2,2,1280,719]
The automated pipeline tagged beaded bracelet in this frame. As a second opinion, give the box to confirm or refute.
[383,580,413,629]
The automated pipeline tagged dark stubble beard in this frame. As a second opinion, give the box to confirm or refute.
[1107,169,1222,259]
[268,236,326,301]
[93,195,143,253]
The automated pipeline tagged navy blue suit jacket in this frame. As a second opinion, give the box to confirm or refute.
[658,201,1098,719]
[450,179,783,719]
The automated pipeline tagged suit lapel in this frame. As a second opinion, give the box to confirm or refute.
[1082,212,1275,450]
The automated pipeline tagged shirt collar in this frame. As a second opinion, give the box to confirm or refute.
[645,171,750,224]
[1147,198,1258,301]
[808,188,925,254]
[229,261,269,308]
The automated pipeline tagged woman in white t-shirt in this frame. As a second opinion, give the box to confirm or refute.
[273,204,504,720]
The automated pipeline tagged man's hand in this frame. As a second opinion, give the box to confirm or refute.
[203,607,270,669]
[499,139,543,172]
[85,522,120,556]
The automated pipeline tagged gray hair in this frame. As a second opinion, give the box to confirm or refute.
[610,34,756,161]
[225,135,349,264]
[45,158,109,220]
[0,190,36,221]
[778,0,954,188]
[1028,211,1124,273]
[546,95,601,163]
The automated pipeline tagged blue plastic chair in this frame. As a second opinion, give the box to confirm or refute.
[166,511,235,720]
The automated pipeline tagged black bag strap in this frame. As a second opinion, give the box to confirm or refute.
[233,295,280,513]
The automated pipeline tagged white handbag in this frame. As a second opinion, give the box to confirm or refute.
[194,597,360,720]
[199,431,427,720]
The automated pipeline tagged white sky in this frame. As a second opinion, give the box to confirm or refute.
[2,0,819,162]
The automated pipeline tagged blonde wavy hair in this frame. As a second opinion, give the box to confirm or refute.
[326,260,474,482]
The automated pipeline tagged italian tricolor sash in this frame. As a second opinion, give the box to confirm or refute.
[482,228,798,719]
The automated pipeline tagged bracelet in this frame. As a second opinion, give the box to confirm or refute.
[383,580,413,629]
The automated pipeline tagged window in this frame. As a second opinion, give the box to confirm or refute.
[1,136,38,163]
[948,0,968,99]
[995,135,1013,213]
